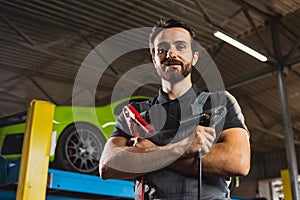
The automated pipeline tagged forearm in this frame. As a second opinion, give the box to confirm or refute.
[202,143,250,177]
[168,128,250,178]
[100,139,158,180]
[202,129,251,177]
[100,136,191,180]
[168,156,199,177]
[167,144,249,178]
[100,163,143,180]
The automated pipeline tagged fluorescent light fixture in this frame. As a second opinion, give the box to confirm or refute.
[214,31,268,62]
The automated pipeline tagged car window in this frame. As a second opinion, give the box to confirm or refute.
[1,134,24,155]
[0,111,27,128]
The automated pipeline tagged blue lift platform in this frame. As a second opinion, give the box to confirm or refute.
[0,158,249,200]
[0,157,134,200]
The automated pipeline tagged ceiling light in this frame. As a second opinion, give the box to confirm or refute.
[214,31,268,62]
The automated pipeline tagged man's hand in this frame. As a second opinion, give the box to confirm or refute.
[182,125,216,158]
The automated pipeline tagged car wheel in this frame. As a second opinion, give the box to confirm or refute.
[52,123,106,174]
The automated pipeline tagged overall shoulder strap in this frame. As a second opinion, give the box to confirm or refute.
[191,92,211,116]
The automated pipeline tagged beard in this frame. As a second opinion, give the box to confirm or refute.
[158,59,193,84]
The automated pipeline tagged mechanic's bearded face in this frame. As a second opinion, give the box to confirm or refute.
[152,27,199,84]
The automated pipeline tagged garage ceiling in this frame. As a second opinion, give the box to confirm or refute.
[1,0,300,155]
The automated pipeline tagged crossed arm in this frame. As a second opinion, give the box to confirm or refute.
[99,126,250,180]
[168,127,251,177]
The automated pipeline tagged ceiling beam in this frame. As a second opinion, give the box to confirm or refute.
[0,74,25,85]
[27,75,57,105]
[286,40,300,62]
[1,15,36,46]
[0,91,27,102]
[287,56,300,66]
[225,65,276,89]
[82,35,119,76]
[220,8,243,28]
[231,0,275,19]
[194,0,214,25]
[253,126,300,145]
[0,63,74,84]
[242,9,273,57]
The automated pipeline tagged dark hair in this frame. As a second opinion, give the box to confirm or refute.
[149,18,199,56]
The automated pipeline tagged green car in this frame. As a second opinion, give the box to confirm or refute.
[0,96,148,174]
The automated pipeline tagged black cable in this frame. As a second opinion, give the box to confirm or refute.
[198,152,202,200]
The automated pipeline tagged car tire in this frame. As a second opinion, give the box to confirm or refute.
[52,123,106,174]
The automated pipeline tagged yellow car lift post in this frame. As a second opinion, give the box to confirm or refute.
[281,169,292,200]
[16,100,55,200]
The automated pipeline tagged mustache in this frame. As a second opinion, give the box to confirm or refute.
[163,58,183,66]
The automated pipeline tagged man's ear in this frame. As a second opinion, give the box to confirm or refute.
[152,56,156,64]
[192,51,199,66]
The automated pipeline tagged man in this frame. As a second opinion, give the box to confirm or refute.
[100,19,251,199]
